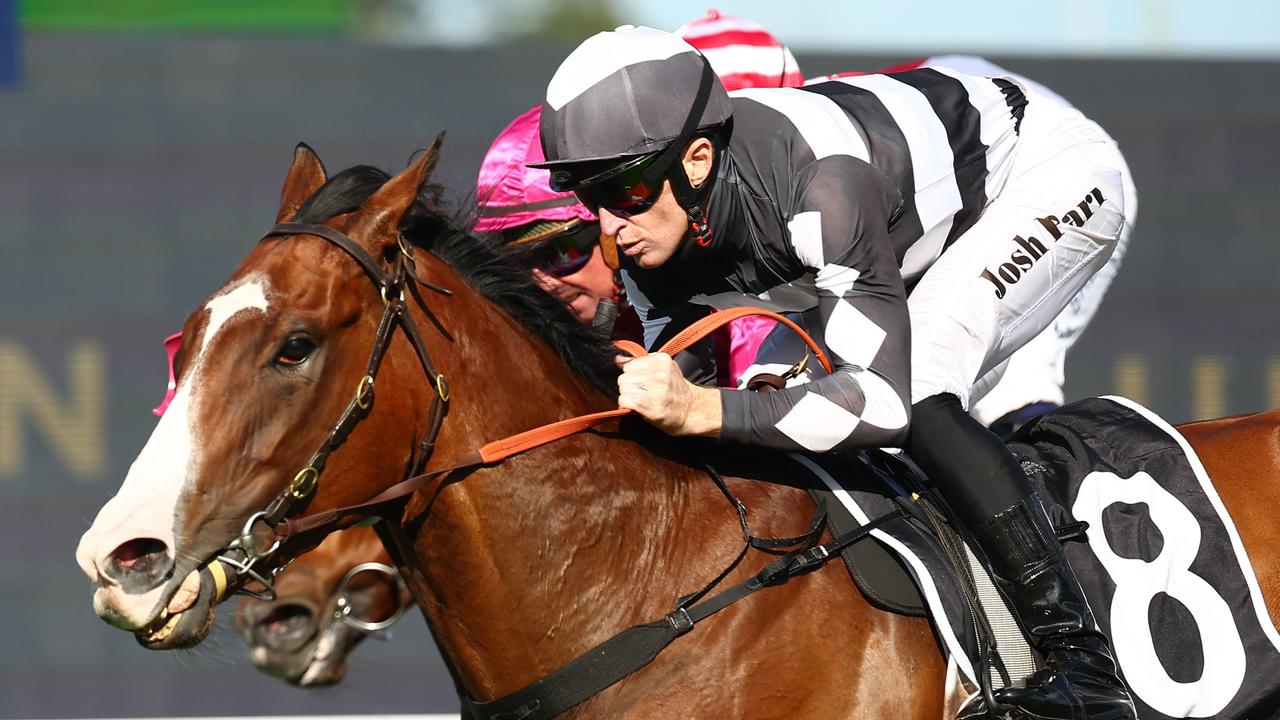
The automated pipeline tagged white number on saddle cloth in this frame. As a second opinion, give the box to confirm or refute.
[1074,471,1246,718]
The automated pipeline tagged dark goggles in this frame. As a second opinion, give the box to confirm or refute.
[549,152,668,218]
[527,220,600,277]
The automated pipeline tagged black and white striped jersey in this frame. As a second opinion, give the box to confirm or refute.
[621,67,1028,454]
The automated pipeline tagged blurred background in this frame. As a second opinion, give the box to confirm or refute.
[2,1,1278,717]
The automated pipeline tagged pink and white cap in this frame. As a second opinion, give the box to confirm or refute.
[676,9,803,91]
[474,105,595,234]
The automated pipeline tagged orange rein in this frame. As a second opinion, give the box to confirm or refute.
[474,307,830,464]
[277,308,828,539]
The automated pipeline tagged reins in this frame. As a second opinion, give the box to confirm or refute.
[272,305,832,542]
[207,220,834,600]
[205,220,896,720]
[208,221,452,600]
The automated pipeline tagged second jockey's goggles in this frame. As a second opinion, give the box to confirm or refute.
[528,219,599,277]
[506,217,600,277]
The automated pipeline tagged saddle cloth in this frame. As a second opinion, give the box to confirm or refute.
[807,396,1280,719]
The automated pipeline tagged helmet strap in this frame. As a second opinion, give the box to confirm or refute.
[668,128,728,248]
[689,204,713,247]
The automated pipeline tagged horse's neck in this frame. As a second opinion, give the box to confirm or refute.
[394,274,749,700]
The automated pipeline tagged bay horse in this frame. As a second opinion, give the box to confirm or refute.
[74,140,1280,718]
[236,416,1280,700]
[234,524,408,686]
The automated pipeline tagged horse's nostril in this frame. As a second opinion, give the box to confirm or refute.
[104,538,173,593]
[254,603,318,652]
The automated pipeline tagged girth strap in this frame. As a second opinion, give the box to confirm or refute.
[463,505,911,720]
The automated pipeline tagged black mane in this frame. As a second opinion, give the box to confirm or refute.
[294,165,621,397]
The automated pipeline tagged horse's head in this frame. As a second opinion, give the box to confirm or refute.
[75,139,445,649]
[234,525,407,686]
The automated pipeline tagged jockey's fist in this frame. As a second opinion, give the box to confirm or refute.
[616,353,722,438]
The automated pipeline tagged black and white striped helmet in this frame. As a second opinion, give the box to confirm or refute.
[533,25,732,192]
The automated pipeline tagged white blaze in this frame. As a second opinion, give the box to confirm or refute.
[75,277,270,628]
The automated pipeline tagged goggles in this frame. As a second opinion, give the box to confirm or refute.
[521,220,600,277]
[547,150,670,215]
[568,153,667,218]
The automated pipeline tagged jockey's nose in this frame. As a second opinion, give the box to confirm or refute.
[597,208,627,238]
[102,537,174,595]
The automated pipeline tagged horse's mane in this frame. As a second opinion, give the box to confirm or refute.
[294,165,621,398]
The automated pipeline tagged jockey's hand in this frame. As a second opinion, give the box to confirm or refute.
[616,353,722,438]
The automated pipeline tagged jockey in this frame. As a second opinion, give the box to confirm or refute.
[474,105,625,332]
[534,26,1135,720]
[152,10,804,416]
[474,10,805,378]
[814,55,1138,439]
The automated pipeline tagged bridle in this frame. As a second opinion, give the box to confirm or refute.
[197,217,839,632]
[208,221,452,602]
[332,560,408,637]
[189,218,911,719]
[203,218,836,603]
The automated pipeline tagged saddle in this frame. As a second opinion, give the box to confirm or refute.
[809,396,1280,719]
[789,448,1038,693]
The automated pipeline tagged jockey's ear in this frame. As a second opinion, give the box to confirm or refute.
[682,136,716,189]
[276,142,328,223]
[347,132,445,252]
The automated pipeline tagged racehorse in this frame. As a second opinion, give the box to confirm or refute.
[234,524,407,686]
[75,140,1280,718]
[245,412,1280,701]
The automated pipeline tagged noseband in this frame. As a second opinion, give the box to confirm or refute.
[203,219,839,637]
[190,221,889,718]
[210,222,451,601]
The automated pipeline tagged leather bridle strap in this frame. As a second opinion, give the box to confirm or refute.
[271,222,396,289]
[276,306,830,540]
[253,221,450,533]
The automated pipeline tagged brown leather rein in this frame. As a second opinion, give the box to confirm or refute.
[204,221,833,603]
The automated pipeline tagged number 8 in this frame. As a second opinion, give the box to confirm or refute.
[1073,471,1245,717]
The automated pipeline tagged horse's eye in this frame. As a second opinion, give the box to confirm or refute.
[276,336,316,366]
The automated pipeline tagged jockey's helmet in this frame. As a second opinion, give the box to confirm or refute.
[532,26,732,221]
[474,105,603,277]
[676,9,804,91]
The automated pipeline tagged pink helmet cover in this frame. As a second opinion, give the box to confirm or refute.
[475,106,595,234]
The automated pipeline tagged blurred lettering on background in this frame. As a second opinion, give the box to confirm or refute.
[0,341,105,482]
[0,0,17,88]
[1192,356,1228,420]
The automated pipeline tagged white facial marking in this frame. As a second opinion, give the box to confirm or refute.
[76,276,272,628]
[200,280,270,353]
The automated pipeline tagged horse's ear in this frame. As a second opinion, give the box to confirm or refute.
[347,133,445,247]
[276,142,328,223]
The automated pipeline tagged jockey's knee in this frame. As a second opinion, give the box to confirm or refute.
[906,391,1032,527]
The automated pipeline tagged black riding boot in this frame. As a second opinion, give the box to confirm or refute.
[958,494,1136,720]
